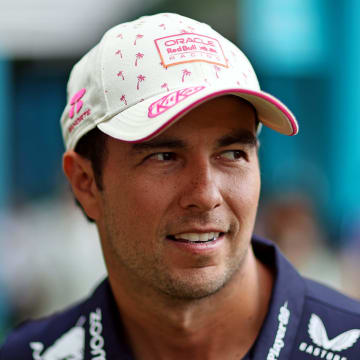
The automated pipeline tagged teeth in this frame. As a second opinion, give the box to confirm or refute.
[174,232,220,242]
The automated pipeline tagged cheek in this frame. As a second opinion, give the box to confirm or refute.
[104,175,177,231]
[224,168,261,217]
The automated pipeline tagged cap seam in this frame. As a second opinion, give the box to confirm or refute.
[99,30,110,113]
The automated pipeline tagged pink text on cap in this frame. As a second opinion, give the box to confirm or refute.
[148,86,206,118]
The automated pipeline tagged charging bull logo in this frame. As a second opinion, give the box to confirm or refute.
[29,317,85,360]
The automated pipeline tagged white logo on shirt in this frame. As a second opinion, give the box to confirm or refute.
[89,308,106,360]
[29,316,85,360]
[267,301,290,360]
[298,313,360,360]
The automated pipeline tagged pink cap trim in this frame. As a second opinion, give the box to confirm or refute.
[121,88,298,143]
[240,89,298,136]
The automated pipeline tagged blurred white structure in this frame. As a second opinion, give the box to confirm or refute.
[0,0,161,58]
[0,195,107,320]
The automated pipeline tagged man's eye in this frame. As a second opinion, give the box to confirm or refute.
[220,150,246,160]
[149,152,177,161]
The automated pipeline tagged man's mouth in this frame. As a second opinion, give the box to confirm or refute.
[167,232,224,244]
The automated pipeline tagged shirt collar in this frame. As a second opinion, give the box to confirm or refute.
[250,235,306,360]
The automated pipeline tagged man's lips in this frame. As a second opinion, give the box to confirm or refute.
[166,232,225,244]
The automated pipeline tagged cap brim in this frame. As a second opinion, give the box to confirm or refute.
[97,84,298,143]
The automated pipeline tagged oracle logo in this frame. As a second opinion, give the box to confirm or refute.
[164,37,215,47]
[155,33,227,68]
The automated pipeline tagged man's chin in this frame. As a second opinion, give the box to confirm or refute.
[155,266,240,301]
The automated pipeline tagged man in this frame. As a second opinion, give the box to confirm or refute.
[1,13,360,360]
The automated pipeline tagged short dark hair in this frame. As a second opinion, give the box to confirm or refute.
[74,127,108,222]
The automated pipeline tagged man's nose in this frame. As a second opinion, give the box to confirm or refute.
[178,160,223,211]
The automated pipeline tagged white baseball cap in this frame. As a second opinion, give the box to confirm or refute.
[60,13,298,150]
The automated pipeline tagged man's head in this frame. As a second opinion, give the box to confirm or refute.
[64,95,261,300]
[61,13,298,299]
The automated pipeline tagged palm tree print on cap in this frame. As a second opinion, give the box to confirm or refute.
[181,69,191,83]
[135,53,144,66]
[161,83,169,92]
[120,95,127,105]
[214,65,221,78]
[137,75,146,90]
[134,34,144,45]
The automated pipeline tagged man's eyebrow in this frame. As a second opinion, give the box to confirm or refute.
[131,138,186,152]
[217,130,258,148]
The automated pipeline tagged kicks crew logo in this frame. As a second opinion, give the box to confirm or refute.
[298,313,360,360]
[148,86,205,118]
[28,308,106,360]
[155,33,228,68]
[267,301,290,360]
[29,317,85,360]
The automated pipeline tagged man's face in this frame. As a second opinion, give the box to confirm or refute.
[96,96,261,300]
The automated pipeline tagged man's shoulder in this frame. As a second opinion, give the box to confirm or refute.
[291,275,360,358]
[0,299,87,359]
[252,236,360,358]
[253,235,360,316]
[301,277,360,332]
[304,277,360,315]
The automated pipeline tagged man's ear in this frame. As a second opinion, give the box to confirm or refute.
[63,150,101,221]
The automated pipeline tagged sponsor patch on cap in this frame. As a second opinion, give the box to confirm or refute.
[148,86,206,118]
[155,33,228,68]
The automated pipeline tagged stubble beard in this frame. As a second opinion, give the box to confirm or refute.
[104,216,250,302]
[152,246,249,301]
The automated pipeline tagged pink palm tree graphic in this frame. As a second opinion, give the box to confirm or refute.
[115,49,122,58]
[137,74,146,90]
[135,52,144,66]
[214,65,221,78]
[117,71,125,80]
[134,34,144,45]
[161,83,169,92]
[181,69,191,82]
[120,95,127,105]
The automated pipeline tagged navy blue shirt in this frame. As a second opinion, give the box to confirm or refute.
[1,236,360,359]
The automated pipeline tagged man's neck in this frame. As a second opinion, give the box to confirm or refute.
[109,247,274,360]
